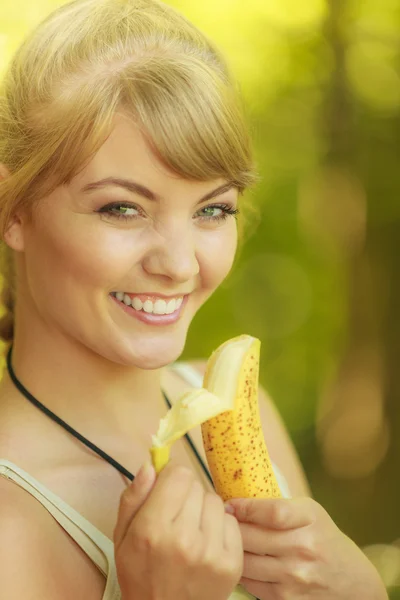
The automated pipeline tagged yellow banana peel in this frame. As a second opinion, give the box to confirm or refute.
[150,334,282,501]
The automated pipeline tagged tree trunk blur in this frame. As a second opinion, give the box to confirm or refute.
[316,0,399,545]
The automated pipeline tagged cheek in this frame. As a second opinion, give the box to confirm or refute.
[23,218,143,297]
[198,224,238,287]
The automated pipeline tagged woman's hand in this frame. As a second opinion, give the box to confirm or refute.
[225,496,388,600]
[113,461,244,600]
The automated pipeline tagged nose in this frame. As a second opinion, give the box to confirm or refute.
[142,226,200,283]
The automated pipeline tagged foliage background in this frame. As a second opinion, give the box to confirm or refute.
[1,0,399,596]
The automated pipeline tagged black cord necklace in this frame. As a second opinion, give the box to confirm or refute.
[6,345,214,488]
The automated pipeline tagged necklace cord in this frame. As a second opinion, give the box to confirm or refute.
[5,345,214,487]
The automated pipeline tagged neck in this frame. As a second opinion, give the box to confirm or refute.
[7,325,170,443]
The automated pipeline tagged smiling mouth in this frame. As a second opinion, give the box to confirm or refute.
[110,292,184,316]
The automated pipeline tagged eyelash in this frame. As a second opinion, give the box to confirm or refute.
[97,202,240,223]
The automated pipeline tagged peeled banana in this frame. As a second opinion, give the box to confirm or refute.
[150,334,282,501]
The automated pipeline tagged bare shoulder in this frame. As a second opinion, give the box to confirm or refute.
[185,359,312,498]
[0,476,106,599]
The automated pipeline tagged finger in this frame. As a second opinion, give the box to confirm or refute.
[239,577,281,600]
[201,492,225,552]
[242,552,283,583]
[173,479,205,531]
[239,522,298,556]
[227,497,316,530]
[239,521,276,555]
[113,461,156,550]
[239,521,322,561]
[138,462,195,525]
[223,513,243,558]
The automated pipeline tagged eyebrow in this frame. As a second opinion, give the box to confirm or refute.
[81,177,236,204]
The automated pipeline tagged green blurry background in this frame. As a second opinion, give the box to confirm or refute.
[1,0,399,596]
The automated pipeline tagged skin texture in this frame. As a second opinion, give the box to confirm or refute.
[113,461,244,600]
[226,496,389,600]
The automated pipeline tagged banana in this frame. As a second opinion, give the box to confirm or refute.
[150,334,282,501]
[200,334,282,501]
[150,335,282,600]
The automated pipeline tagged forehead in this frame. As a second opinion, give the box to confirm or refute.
[70,112,228,198]
[72,112,172,186]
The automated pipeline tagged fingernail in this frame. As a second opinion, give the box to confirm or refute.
[137,461,154,484]
[224,502,235,515]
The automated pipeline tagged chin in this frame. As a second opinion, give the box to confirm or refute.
[129,355,176,370]
[105,332,188,370]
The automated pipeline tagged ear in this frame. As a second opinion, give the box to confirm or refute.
[0,163,25,252]
[3,215,25,252]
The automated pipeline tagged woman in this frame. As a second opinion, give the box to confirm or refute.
[0,0,388,598]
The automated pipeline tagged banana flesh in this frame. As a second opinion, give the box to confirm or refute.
[150,388,232,472]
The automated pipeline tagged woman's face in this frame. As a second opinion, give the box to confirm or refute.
[15,112,239,368]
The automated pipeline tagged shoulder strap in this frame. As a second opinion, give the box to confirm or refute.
[0,459,121,599]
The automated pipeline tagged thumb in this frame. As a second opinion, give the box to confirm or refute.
[226,497,314,530]
[113,461,156,550]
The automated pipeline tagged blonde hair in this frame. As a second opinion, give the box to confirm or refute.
[0,0,260,343]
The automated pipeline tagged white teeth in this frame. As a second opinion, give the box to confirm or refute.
[166,299,177,314]
[114,293,184,315]
[153,299,167,314]
[143,300,153,313]
[132,297,143,311]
